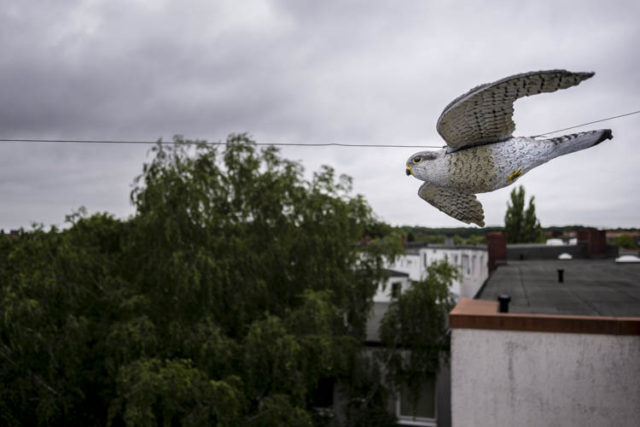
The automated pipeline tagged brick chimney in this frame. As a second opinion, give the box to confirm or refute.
[577,228,606,258]
[486,232,507,272]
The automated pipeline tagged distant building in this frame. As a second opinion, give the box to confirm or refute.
[606,230,640,241]
[364,268,451,427]
[355,243,489,426]
[450,230,640,427]
[373,269,411,303]
[386,244,489,299]
[0,229,21,239]
[504,228,618,262]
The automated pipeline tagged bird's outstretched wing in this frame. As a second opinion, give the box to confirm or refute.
[418,183,485,226]
[436,70,594,151]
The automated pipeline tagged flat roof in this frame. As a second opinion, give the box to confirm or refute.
[478,260,640,317]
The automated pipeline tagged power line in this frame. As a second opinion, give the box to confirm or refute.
[0,138,443,149]
[1,108,639,148]
[533,109,640,137]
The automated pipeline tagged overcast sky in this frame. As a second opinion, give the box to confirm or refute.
[1,0,639,231]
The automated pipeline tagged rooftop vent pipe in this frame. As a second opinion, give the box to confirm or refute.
[497,294,511,313]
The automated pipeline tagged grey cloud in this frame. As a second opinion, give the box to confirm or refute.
[1,0,639,229]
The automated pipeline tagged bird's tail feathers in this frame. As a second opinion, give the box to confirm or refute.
[544,129,612,156]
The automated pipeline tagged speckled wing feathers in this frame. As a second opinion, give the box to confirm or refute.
[436,70,594,150]
[418,183,485,227]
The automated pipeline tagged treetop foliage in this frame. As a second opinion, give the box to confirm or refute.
[504,185,542,244]
[1,135,413,425]
[613,234,638,249]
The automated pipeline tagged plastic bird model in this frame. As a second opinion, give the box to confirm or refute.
[405,69,612,226]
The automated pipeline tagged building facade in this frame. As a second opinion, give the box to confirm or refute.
[450,230,640,426]
[360,243,489,426]
[386,244,488,300]
[450,299,640,427]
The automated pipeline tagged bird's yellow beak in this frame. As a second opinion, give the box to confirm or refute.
[406,165,413,176]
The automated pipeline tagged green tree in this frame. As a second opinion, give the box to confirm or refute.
[378,261,458,414]
[465,234,486,245]
[0,215,128,425]
[504,186,542,243]
[614,234,638,249]
[0,135,405,425]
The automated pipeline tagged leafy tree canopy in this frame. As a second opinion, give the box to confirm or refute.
[0,135,407,425]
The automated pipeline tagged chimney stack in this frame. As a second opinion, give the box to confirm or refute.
[486,232,507,272]
[577,228,606,258]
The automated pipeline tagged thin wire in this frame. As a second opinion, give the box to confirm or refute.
[0,138,443,149]
[1,108,639,148]
[533,109,640,137]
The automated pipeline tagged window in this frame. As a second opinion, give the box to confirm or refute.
[397,375,436,425]
[391,282,402,298]
[462,255,470,275]
[423,253,428,268]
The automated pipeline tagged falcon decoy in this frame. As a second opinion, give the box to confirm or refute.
[406,69,612,226]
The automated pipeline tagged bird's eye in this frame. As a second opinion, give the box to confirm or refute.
[412,156,422,164]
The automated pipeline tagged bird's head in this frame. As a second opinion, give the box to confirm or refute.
[405,150,440,180]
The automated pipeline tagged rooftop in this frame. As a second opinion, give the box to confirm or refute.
[478,260,640,317]
[507,242,576,249]
[386,269,409,278]
[405,244,488,255]
[450,298,640,338]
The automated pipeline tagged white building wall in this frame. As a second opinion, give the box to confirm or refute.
[418,247,488,298]
[387,253,422,281]
[451,328,640,427]
[457,250,488,298]
[385,247,488,299]
[374,275,411,303]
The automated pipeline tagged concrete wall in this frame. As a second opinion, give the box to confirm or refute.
[451,329,640,427]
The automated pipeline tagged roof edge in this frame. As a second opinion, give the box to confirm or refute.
[450,298,640,336]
